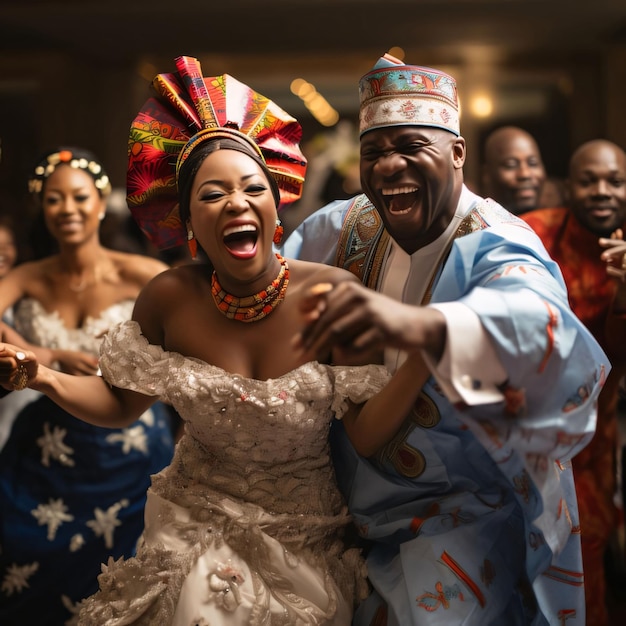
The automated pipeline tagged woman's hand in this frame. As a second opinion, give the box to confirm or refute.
[0,343,39,391]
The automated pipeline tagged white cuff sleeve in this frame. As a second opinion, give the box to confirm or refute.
[422,302,507,406]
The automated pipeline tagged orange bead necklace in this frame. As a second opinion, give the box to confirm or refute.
[211,253,289,322]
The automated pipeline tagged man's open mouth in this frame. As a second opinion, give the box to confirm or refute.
[381,186,420,215]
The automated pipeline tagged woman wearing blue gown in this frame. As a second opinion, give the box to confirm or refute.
[0,147,175,625]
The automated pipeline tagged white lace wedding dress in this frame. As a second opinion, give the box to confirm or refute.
[76,320,391,626]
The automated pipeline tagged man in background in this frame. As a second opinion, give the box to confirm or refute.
[522,139,626,626]
[482,126,546,215]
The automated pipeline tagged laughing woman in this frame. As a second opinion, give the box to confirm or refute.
[0,58,429,625]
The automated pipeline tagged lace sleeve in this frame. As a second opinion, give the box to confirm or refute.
[99,320,176,398]
[330,364,392,420]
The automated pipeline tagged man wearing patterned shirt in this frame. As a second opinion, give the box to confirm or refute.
[522,139,626,626]
[284,54,608,625]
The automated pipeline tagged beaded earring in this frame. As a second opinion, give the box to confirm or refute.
[187,229,197,260]
[273,219,284,245]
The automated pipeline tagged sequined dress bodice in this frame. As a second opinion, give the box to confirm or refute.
[13,297,135,353]
[99,320,391,523]
[73,320,392,625]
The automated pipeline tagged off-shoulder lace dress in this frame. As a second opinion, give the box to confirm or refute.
[0,300,175,625]
[76,320,391,626]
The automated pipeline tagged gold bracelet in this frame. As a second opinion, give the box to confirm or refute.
[13,351,29,391]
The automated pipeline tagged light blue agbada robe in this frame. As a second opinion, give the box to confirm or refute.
[283,189,608,626]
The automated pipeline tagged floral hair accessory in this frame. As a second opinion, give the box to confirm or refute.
[127,56,307,250]
[28,147,111,196]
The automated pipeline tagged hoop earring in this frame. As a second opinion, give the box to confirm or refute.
[187,229,198,260]
[273,219,284,245]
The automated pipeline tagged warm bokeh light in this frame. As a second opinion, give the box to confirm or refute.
[138,61,157,82]
[289,78,307,93]
[290,77,339,127]
[469,93,494,118]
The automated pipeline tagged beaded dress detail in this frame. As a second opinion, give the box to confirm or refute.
[76,320,392,625]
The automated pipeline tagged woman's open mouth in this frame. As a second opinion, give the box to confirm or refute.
[223,224,258,259]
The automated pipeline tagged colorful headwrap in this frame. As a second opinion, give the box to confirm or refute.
[28,147,111,196]
[359,53,460,137]
[127,56,307,250]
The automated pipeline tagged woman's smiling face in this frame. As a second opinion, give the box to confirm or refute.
[41,165,106,246]
[188,148,279,293]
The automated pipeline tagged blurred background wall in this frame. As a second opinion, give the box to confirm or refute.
[1,0,626,233]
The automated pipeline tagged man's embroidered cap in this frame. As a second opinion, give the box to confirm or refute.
[359,53,460,137]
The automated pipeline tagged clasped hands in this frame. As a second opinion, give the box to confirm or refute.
[294,280,446,364]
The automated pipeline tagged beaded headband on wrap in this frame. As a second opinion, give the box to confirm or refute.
[176,127,265,177]
[127,56,307,250]
[359,53,460,137]
[28,147,111,196]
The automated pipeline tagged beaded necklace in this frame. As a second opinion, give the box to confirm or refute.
[211,253,290,322]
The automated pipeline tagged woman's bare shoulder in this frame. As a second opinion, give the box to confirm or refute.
[132,263,209,346]
[6,256,57,281]
[108,249,170,282]
[137,263,213,309]
[286,258,358,287]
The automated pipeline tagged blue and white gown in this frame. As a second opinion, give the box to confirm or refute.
[0,299,175,626]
